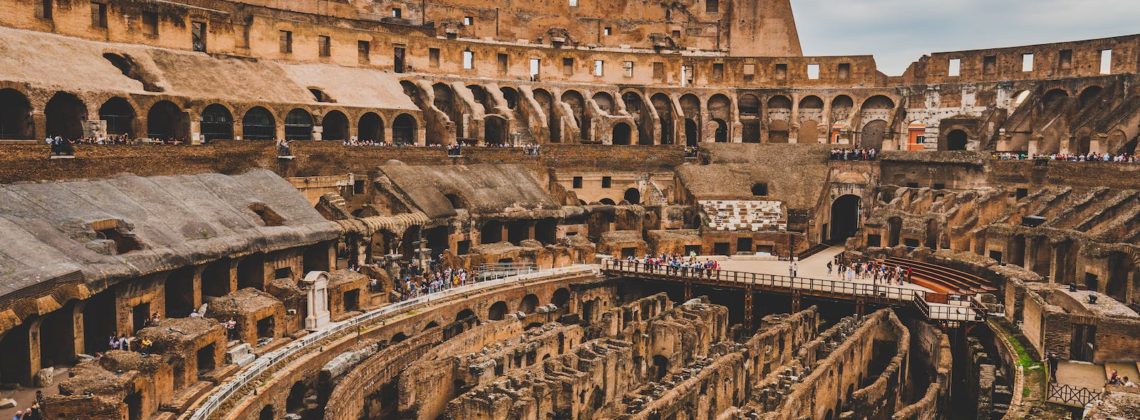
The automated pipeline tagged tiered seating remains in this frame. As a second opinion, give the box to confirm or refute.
[879,257,997,295]
[699,200,786,232]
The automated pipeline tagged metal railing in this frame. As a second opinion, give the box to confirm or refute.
[474,262,538,282]
[1047,383,1104,407]
[188,264,594,420]
[604,259,978,322]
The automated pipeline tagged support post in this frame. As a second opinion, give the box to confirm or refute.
[683,281,693,302]
[744,287,754,329]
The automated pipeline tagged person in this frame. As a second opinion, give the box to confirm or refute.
[1108,369,1120,385]
[35,390,44,405]
[1124,376,1136,387]
[1046,352,1058,383]
[826,261,833,275]
[13,409,23,420]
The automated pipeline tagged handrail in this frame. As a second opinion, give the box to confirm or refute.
[603,259,979,322]
[1046,383,1105,407]
[188,265,596,420]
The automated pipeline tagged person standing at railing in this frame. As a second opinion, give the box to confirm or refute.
[1046,352,1059,383]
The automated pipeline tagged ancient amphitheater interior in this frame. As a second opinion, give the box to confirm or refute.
[0,0,1138,419]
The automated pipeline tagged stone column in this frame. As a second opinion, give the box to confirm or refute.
[187,109,202,145]
[31,110,46,141]
[303,272,331,330]
[789,96,800,144]
[72,301,86,356]
[27,317,43,384]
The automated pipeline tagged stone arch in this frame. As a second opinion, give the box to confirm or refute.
[623,188,641,204]
[945,129,969,151]
[200,104,233,142]
[392,113,418,145]
[860,119,889,150]
[800,120,820,144]
[98,97,135,138]
[390,332,408,343]
[259,405,274,420]
[488,301,509,320]
[320,110,349,141]
[831,95,854,119]
[592,91,615,115]
[829,195,860,244]
[455,308,478,323]
[768,120,789,143]
[500,86,519,109]
[242,107,276,140]
[712,118,728,142]
[860,95,895,111]
[534,89,560,142]
[612,122,632,145]
[358,112,384,142]
[519,294,539,314]
[599,198,616,206]
[286,381,307,414]
[622,91,653,145]
[561,90,590,141]
[1078,85,1104,109]
[146,100,186,140]
[652,355,669,380]
[551,288,570,312]
[799,95,824,109]
[1042,88,1069,107]
[284,108,313,140]
[433,83,464,140]
[484,114,508,145]
[680,94,701,145]
[45,92,88,139]
[650,93,675,144]
[467,84,494,113]
[0,89,34,139]
[739,93,761,143]
[767,95,792,119]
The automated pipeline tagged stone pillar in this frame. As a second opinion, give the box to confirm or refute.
[228,260,240,293]
[744,288,754,329]
[527,222,536,240]
[312,125,324,141]
[32,110,46,141]
[275,121,287,141]
[72,301,87,356]
[27,317,42,384]
[303,272,331,330]
[1028,135,1043,156]
[789,97,800,144]
[187,110,202,145]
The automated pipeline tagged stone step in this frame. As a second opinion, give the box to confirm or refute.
[159,380,214,414]
[227,342,256,367]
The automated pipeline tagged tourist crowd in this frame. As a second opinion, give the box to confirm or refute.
[1108,369,1138,387]
[626,254,723,277]
[994,151,1139,163]
[392,259,473,302]
[830,148,878,161]
[9,391,45,420]
[827,255,912,286]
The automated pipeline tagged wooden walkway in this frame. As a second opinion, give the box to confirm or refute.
[602,259,979,323]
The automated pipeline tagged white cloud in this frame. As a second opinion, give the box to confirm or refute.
[791,0,1140,75]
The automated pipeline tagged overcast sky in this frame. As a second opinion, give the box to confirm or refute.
[790,0,1140,75]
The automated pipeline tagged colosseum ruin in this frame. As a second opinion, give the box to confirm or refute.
[0,0,1137,419]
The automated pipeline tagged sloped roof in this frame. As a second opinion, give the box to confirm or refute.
[377,163,560,219]
[0,169,340,299]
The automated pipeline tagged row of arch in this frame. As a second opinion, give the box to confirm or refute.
[0,88,420,143]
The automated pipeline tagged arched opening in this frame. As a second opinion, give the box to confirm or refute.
[551,288,570,313]
[684,119,699,147]
[500,87,519,109]
[946,129,968,151]
[612,122,632,145]
[320,110,349,141]
[652,355,669,380]
[651,93,675,144]
[561,90,590,142]
[200,104,233,142]
[1043,89,1069,107]
[39,303,76,370]
[860,120,889,150]
[484,115,507,145]
[1078,86,1103,109]
[925,218,940,249]
[45,92,87,139]
[887,216,903,247]
[358,112,384,142]
[392,114,417,145]
[599,198,616,205]
[739,94,760,143]
[146,100,185,140]
[390,332,407,343]
[0,89,34,139]
[533,89,560,143]
[455,309,477,323]
[519,294,539,314]
[622,92,653,145]
[488,301,509,320]
[829,195,860,244]
[751,183,769,196]
[433,83,464,140]
[424,321,439,330]
[712,118,728,142]
[286,381,307,414]
[259,406,274,420]
[284,109,313,140]
[623,188,641,204]
[591,92,615,115]
[241,107,275,140]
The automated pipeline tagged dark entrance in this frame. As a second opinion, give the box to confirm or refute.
[147,100,185,140]
[320,110,349,141]
[713,119,728,142]
[393,114,417,145]
[284,109,313,140]
[946,130,968,151]
[200,104,233,142]
[45,92,87,139]
[242,107,275,140]
[623,188,641,204]
[684,119,698,147]
[0,89,33,139]
[737,237,753,254]
[829,195,861,244]
[358,112,384,142]
[99,98,135,138]
[612,122,632,145]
